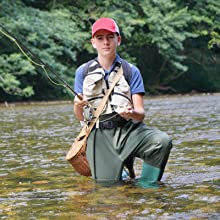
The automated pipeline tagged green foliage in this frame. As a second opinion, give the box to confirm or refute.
[128,0,196,91]
[188,0,220,49]
[0,53,35,97]
[0,0,89,100]
[0,0,219,101]
[208,31,220,49]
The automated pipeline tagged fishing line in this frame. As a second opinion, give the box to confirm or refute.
[1,27,63,87]
[0,24,82,100]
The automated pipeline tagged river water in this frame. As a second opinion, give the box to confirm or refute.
[0,94,219,219]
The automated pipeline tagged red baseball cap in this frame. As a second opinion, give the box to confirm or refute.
[92,18,120,37]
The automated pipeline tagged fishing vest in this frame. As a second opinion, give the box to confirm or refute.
[83,59,132,115]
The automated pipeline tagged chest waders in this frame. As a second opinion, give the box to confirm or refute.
[83,60,172,186]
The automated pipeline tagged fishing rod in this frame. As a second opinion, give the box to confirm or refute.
[0,24,83,100]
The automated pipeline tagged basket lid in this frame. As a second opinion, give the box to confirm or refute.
[66,137,86,160]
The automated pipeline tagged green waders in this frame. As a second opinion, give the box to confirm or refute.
[86,120,172,183]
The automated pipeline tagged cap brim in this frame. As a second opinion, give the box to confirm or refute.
[92,28,119,37]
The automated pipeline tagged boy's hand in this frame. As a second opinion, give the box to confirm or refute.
[117,105,134,120]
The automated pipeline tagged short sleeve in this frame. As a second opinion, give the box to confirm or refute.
[129,65,145,95]
[74,64,86,94]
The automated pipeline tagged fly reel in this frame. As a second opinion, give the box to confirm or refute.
[83,105,94,122]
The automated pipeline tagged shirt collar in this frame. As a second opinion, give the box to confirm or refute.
[104,54,121,74]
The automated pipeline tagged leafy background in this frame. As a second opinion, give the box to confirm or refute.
[0,0,219,101]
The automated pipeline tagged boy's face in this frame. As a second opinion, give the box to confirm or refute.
[91,30,121,58]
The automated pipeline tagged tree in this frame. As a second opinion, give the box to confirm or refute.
[177,0,220,92]
[0,0,89,101]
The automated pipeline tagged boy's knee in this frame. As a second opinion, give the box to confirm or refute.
[161,133,172,152]
[154,132,172,152]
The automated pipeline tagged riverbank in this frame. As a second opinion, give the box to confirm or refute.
[1,92,219,108]
[0,100,73,108]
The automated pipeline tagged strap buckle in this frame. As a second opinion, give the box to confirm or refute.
[99,121,115,129]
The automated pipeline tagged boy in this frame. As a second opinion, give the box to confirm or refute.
[73,18,172,186]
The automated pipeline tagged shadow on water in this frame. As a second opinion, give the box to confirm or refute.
[0,94,219,219]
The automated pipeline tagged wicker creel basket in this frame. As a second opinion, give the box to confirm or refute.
[66,128,91,176]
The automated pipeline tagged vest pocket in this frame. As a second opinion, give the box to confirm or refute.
[83,73,105,108]
[110,76,132,109]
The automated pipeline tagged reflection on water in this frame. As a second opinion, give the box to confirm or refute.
[0,95,220,219]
